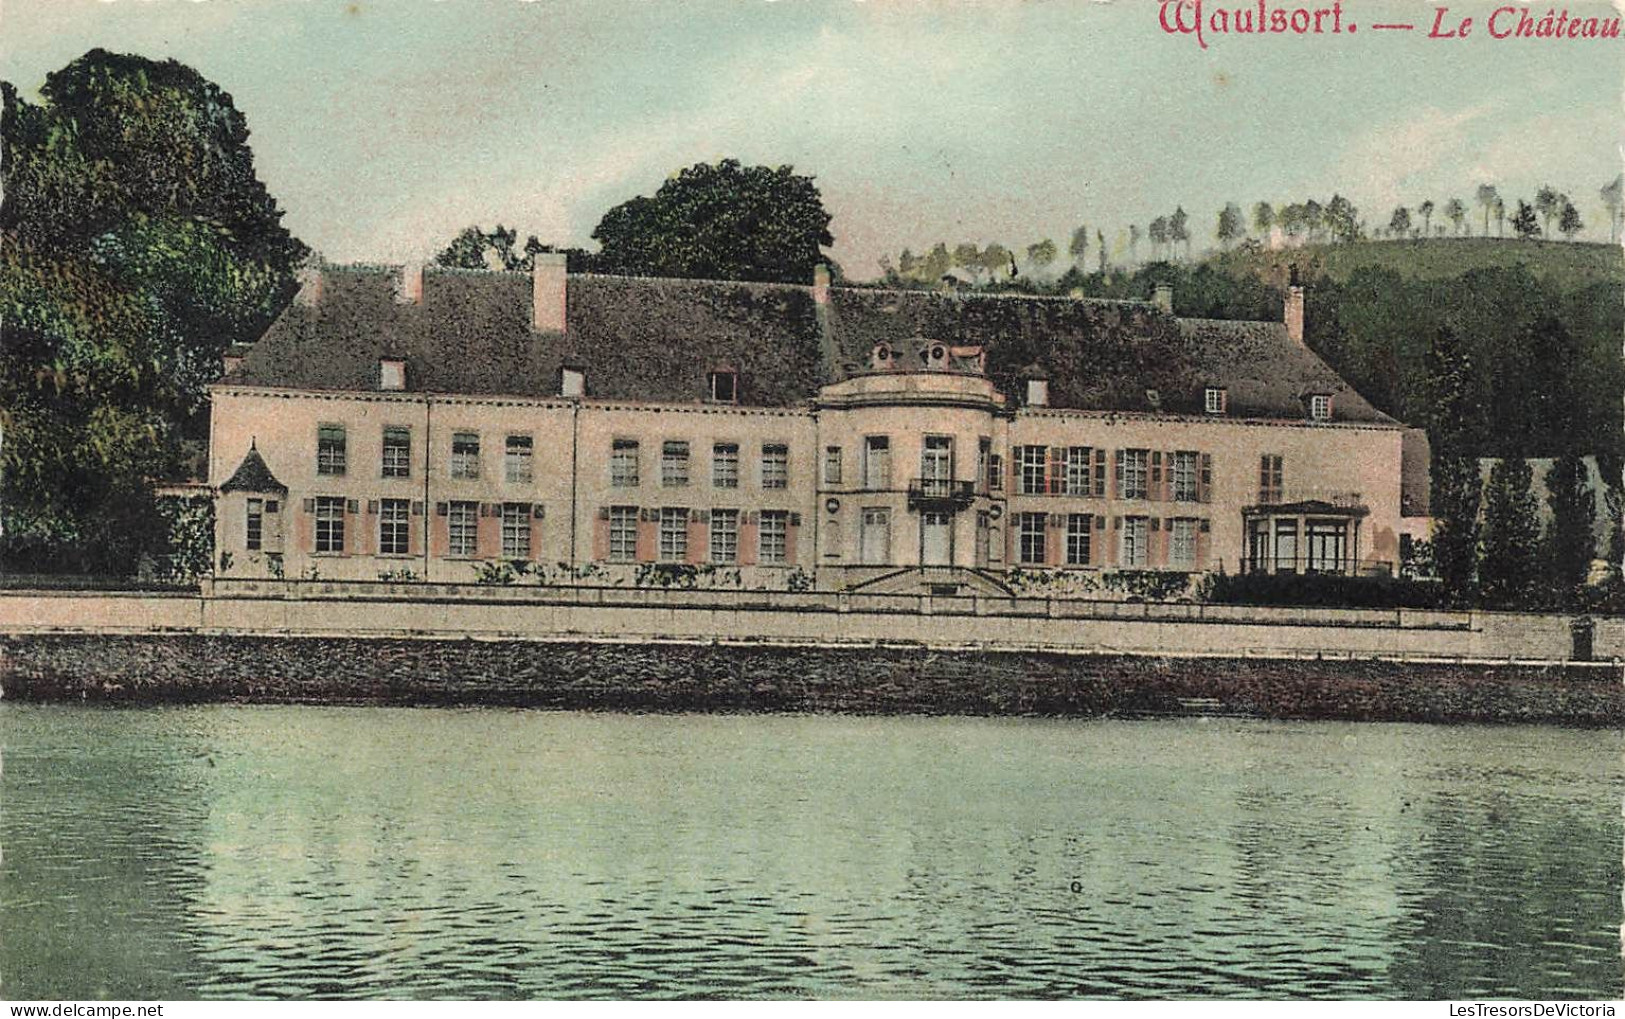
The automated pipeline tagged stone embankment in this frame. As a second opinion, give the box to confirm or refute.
[4,634,1619,726]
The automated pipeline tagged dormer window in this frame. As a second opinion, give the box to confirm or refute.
[379,358,406,391]
[708,369,739,404]
[1026,378,1049,407]
[560,367,585,398]
[1205,387,1228,415]
[1309,394,1332,421]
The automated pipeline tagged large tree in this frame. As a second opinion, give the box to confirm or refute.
[2,50,305,573]
[1534,185,1561,236]
[1544,453,1595,603]
[1601,174,1623,243]
[1444,198,1467,236]
[1479,456,1542,608]
[1216,203,1244,250]
[1475,183,1499,236]
[591,159,833,285]
[1426,324,1482,604]
[1511,200,1540,239]
[1169,206,1190,259]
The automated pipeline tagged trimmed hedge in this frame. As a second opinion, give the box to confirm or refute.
[1200,571,1445,609]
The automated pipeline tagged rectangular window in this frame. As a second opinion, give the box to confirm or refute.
[608,506,638,562]
[859,507,891,564]
[977,438,991,492]
[1170,451,1200,502]
[505,435,533,484]
[501,503,531,559]
[1260,455,1284,504]
[662,441,690,488]
[863,436,891,489]
[921,436,953,482]
[1065,447,1093,496]
[1307,519,1346,573]
[1018,445,1048,495]
[988,453,1004,491]
[317,425,347,476]
[1119,449,1149,500]
[379,498,410,555]
[710,509,739,563]
[659,507,689,562]
[246,498,263,551]
[824,446,843,486]
[1310,394,1332,421]
[1121,516,1149,567]
[1065,513,1092,565]
[708,370,738,403]
[1205,387,1227,414]
[450,433,480,480]
[759,510,789,564]
[315,496,346,553]
[761,443,789,490]
[1169,518,1198,568]
[611,439,640,487]
[448,501,478,557]
[1275,519,1300,573]
[382,427,412,479]
[712,443,740,489]
[1018,512,1047,564]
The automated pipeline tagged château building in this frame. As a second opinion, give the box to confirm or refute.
[209,256,1430,594]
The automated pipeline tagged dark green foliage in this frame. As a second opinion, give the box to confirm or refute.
[1199,571,1444,609]
[1511,200,1540,239]
[1544,453,1595,603]
[2,50,305,574]
[434,224,595,273]
[592,159,833,284]
[1479,457,1542,609]
[1425,325,1481,604]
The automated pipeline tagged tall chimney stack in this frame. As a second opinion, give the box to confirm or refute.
[294,266,323,307]
[812,263,831,306]
[395,262,424,305]
[1285,269,1305,345]
[533,252,567,333]
[1152,283,1174,313]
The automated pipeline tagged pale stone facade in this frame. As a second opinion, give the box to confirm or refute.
[209,260,1425,594]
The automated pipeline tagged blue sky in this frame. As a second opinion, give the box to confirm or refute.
[4,0,1621,277]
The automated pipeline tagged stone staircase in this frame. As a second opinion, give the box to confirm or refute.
[847,566,1014,597]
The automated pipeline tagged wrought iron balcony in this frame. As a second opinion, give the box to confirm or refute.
[908,477,976,510]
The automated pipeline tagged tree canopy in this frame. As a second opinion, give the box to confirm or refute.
[590,159,833,285]
[2,49,306,572]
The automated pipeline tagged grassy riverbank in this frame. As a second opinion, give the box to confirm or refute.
[3,634,1619,726]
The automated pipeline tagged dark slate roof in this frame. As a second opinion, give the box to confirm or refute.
[225,266,1399,425]
[219,445,287,494]
[1174,318,1394,424]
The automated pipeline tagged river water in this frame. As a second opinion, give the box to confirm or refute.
[2,705,1619,999]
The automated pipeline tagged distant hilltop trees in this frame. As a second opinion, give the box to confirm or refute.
[880,175,1621,287]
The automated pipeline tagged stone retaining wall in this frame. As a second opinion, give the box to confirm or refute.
[2,634,1619,725]
[3,584,1622,664]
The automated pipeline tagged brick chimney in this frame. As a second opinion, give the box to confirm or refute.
[293,266,323,307]
[812,264,831,306]
[395,263,424,305]
[1152,283,1174,313]
[1285,285,1305,345]
[533,252,567,333]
